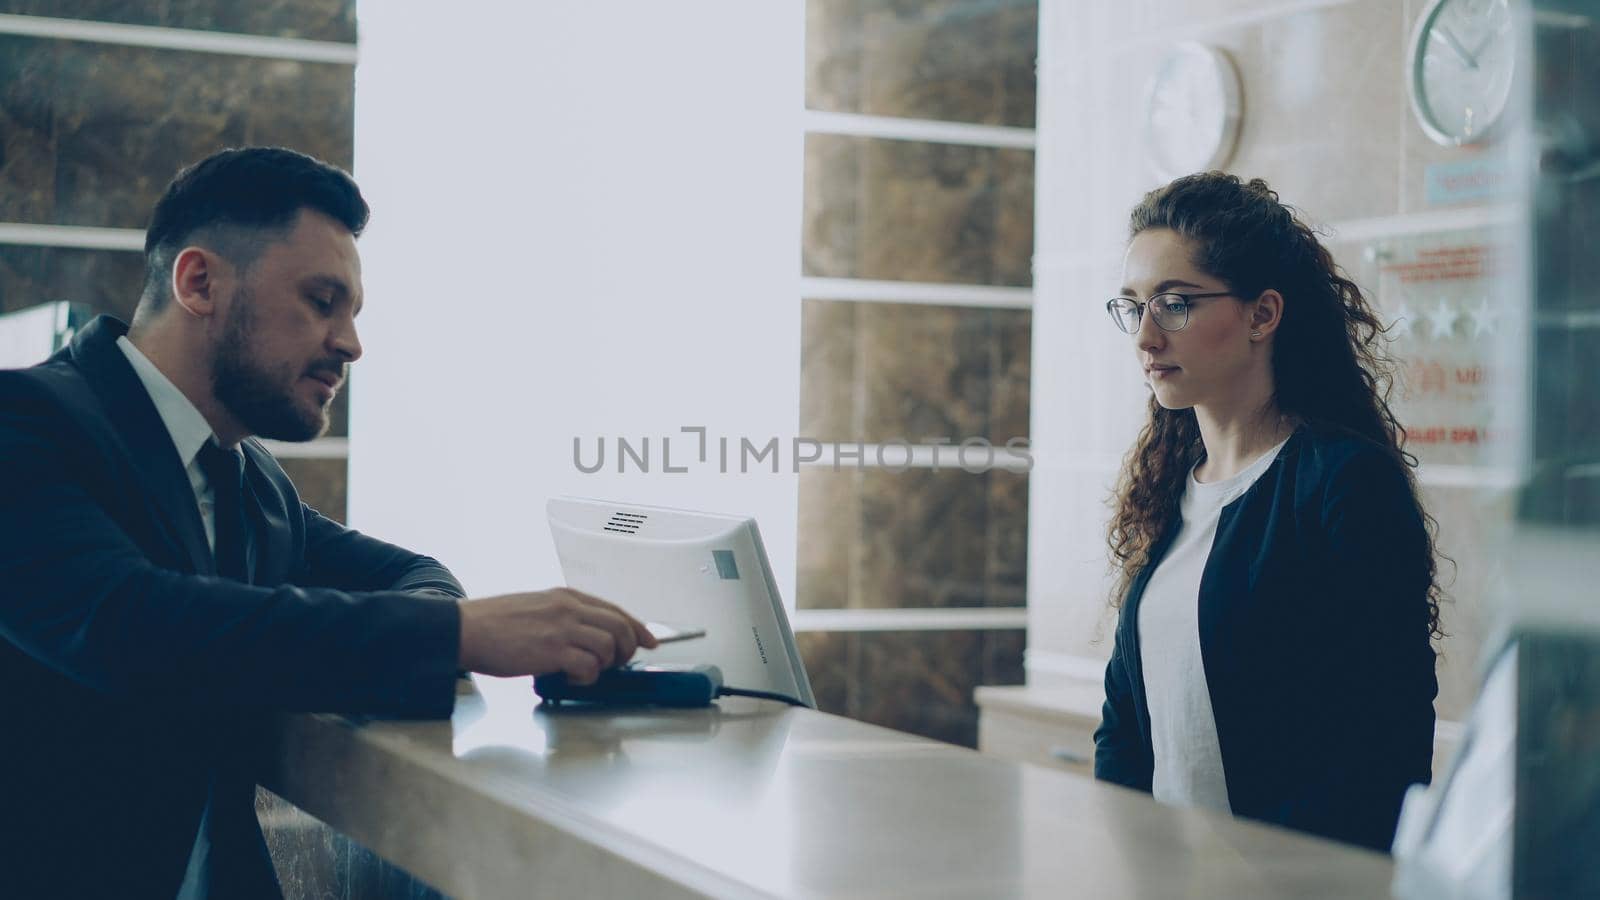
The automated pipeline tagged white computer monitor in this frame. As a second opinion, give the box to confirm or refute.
[546,497,816,708]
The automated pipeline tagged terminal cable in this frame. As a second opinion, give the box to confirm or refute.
[717,687,808,707]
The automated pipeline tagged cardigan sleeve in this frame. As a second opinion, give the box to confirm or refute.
[1094,618,1154,791]
[1269,444,1438,850]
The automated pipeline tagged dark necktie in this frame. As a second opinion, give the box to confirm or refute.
[196,440,247,581]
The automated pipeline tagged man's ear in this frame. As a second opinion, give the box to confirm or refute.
[1250,289,1285,340]
[170,246,223,319]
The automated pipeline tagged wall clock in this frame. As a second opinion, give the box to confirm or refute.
[1142,42,1243,180]
[1408,0,1516,146]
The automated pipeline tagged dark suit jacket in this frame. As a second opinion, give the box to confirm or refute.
[1093,423,1438,852]
[0,316,465,898]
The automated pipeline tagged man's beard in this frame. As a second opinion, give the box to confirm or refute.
[213,289,337,442]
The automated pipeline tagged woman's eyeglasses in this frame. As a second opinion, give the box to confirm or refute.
[1106,291,1237,334]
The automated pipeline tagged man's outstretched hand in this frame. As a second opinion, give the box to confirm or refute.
[457,589,658,684]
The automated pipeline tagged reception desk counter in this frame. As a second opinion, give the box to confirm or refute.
[263,675,1393,899]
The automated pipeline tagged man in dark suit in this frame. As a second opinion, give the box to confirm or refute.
[0,147,657,898]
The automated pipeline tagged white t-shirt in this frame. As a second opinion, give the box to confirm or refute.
[1138,436,1290,814]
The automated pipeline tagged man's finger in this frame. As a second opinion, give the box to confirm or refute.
[567,622,620,671]
[563,588,658,649]
[560,646,604,685]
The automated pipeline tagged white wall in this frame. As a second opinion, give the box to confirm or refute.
[348,2,805,600]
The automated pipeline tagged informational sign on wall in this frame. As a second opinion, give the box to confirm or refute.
[1363,229,1514,469]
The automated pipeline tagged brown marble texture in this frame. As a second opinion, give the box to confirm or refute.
[276,456,347,523]
[0,246,144,319]
[797,300,1032,445]
[245,57,355,164]
[802,134,1035,287]
[0,1,358,43]
[0,246,46,316]
[22,38,354,229]
[798,628,1026,748]
[796,466,859,612]
[799,299,859,441]
[0,35,57,225]
[797,465,1029,611]
[985,468,1029,605]
[806,0,1038,128]
[857,302,992,443]
[990,306,1032,443]
[801,133,863,279]
[795,630,853,718]
[858,466,991,609]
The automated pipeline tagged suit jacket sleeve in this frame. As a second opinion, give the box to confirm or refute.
[1094,617,1153,791]
[295,505,466,599]
[0,406,461,718]
[1271,445,1438,850]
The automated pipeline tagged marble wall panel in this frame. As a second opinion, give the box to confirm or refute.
[799,298,858,441]
[37,39,352,229]
[277,456,348,523]
[857,303,992,443]
[246,57,355,167]
[986,468,1029,606]
[0,246,145,320]
[798,629,1025,747]
[795,630,854,716]
[0,246,46,317]
[982,627,1027,686]
[991,147,1037,285]
[854,629,985,746]
[803,134,1035,287]
[990,306,1032,443]
[806,0,1038,128]
[805,0,865,116]
[802,134,862,280]
[51,41,250,229]
[0,35,58,224]
[797,465,1029,610]
[858,466,990,609]
[800,300,1033,445]
[0,1,358,43]
[858,629,1027,747]
[796,465,860,611]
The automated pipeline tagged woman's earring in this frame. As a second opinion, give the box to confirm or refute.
[1250,330,1263,338]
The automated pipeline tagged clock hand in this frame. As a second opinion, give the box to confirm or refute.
[1467,17,1509,63]
[1432,25,1478,69]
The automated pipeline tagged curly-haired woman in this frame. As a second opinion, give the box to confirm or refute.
[1093,172,1445,852]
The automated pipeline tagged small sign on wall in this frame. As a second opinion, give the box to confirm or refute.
[1424,155,1513,206]
[1363,230,1517,469]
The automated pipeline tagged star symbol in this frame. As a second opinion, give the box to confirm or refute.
[1467,297,1499,338]
[1426,299,1459,340]
[1389,302,1415,340]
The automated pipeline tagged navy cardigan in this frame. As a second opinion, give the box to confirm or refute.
[1093,424,1438,852]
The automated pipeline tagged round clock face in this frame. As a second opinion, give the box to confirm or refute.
[1409,0,1516,146]
[1142,42,1243,180]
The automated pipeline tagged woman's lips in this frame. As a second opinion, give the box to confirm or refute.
[1145,364,1180,380]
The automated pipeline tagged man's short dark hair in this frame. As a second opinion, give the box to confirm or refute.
[137,147,369,315]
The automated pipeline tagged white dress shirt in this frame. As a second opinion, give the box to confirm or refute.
[116,335,225,552]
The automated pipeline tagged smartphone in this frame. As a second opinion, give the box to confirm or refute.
[645,621,707,644]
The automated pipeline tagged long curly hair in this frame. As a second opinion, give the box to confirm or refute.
[1105,172,1446,640]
